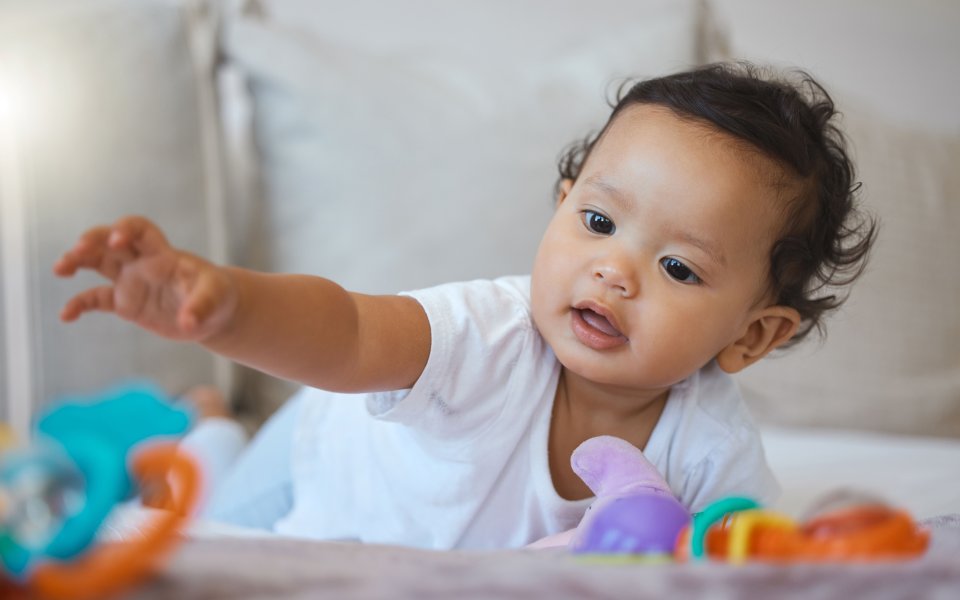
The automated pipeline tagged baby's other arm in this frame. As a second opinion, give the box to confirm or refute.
[54,216,430,393]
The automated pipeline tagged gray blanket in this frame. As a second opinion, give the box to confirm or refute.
[133,515,960,599]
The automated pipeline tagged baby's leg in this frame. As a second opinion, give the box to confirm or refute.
[181,418,248,492]
[177,386,249,509]
[188,390,303,531]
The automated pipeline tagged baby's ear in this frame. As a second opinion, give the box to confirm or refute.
[716,306,801,373]
[556,179,574,205]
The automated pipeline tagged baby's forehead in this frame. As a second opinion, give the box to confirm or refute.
[619,104,794,176]
[604,105,797,194]
[626,104,804,220]
[590,107,798,247]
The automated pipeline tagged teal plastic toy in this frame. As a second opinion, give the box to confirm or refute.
[0,384,192,579]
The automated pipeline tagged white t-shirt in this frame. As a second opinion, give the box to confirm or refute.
[274,276,779,549]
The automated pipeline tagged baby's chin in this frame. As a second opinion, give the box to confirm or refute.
[556,344,696,391]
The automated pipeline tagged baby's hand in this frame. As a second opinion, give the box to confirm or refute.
[53,216,237,342]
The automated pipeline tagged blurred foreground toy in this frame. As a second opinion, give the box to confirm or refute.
[529,436,691,555]
[0,385,198,599]
[675,494,930,564]
[530,435,928,565]
[0,424,15,450]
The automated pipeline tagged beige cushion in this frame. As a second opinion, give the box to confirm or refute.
[0,0,224,414]
[737,106,960,437]
[703,0,960,437]
[705,0,960,135]
[221,0,706,292]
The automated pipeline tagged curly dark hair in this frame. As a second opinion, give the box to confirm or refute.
[556,62,877,346]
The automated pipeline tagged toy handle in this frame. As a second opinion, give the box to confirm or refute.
[30,443,199,600]
[44,432,126,562]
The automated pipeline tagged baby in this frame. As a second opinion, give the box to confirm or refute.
[54,63,875,549]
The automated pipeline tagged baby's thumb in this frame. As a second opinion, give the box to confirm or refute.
[180,287,217,334]
[177,305,201,334]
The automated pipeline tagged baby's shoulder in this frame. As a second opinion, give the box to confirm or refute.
[668,362,762,450]
[461,275,533,309]
[407,275,534,323]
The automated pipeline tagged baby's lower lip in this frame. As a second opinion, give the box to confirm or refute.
[570,309,628,350]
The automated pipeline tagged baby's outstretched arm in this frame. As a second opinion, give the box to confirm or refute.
[54,216,430,392]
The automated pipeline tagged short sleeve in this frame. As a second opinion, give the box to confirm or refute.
[365,277,538,440]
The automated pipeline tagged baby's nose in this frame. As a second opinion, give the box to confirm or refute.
[592,259,637,298]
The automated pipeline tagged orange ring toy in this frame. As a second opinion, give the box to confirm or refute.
[677,501,929,563]
[26,442,199,600]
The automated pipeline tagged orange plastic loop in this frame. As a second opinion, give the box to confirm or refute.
[29,443,199,600]
[726,510,796,565]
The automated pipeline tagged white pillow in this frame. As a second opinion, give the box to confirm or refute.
[762,425,960,520]
[220,0,706,293]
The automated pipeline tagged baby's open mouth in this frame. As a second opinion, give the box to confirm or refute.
[570,306,629,350]
[576,308,625,339]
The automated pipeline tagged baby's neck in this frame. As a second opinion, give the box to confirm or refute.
[547,368,669,501]
[557,368,669,440]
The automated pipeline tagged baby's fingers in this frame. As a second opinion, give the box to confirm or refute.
[53,226,112,277]
[107,215,170,258]
[60,286,115,322]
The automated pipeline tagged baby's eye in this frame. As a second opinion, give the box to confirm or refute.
[660,257,701,284]
[582,210,615,235]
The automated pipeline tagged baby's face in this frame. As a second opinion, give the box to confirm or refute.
[531,104,783,391]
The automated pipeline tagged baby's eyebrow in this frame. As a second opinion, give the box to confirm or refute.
[677,231,727,267]
[585,174,727,267]
[584,174,635,215]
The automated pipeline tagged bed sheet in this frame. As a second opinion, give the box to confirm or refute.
[129,515,960,600]
[760,425,960,519]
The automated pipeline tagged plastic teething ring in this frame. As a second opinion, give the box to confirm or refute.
[689,504,929,562]
[29,443,198,600]
[789,506,929,560]
[726,510,795,564]
[689,496,759,560]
